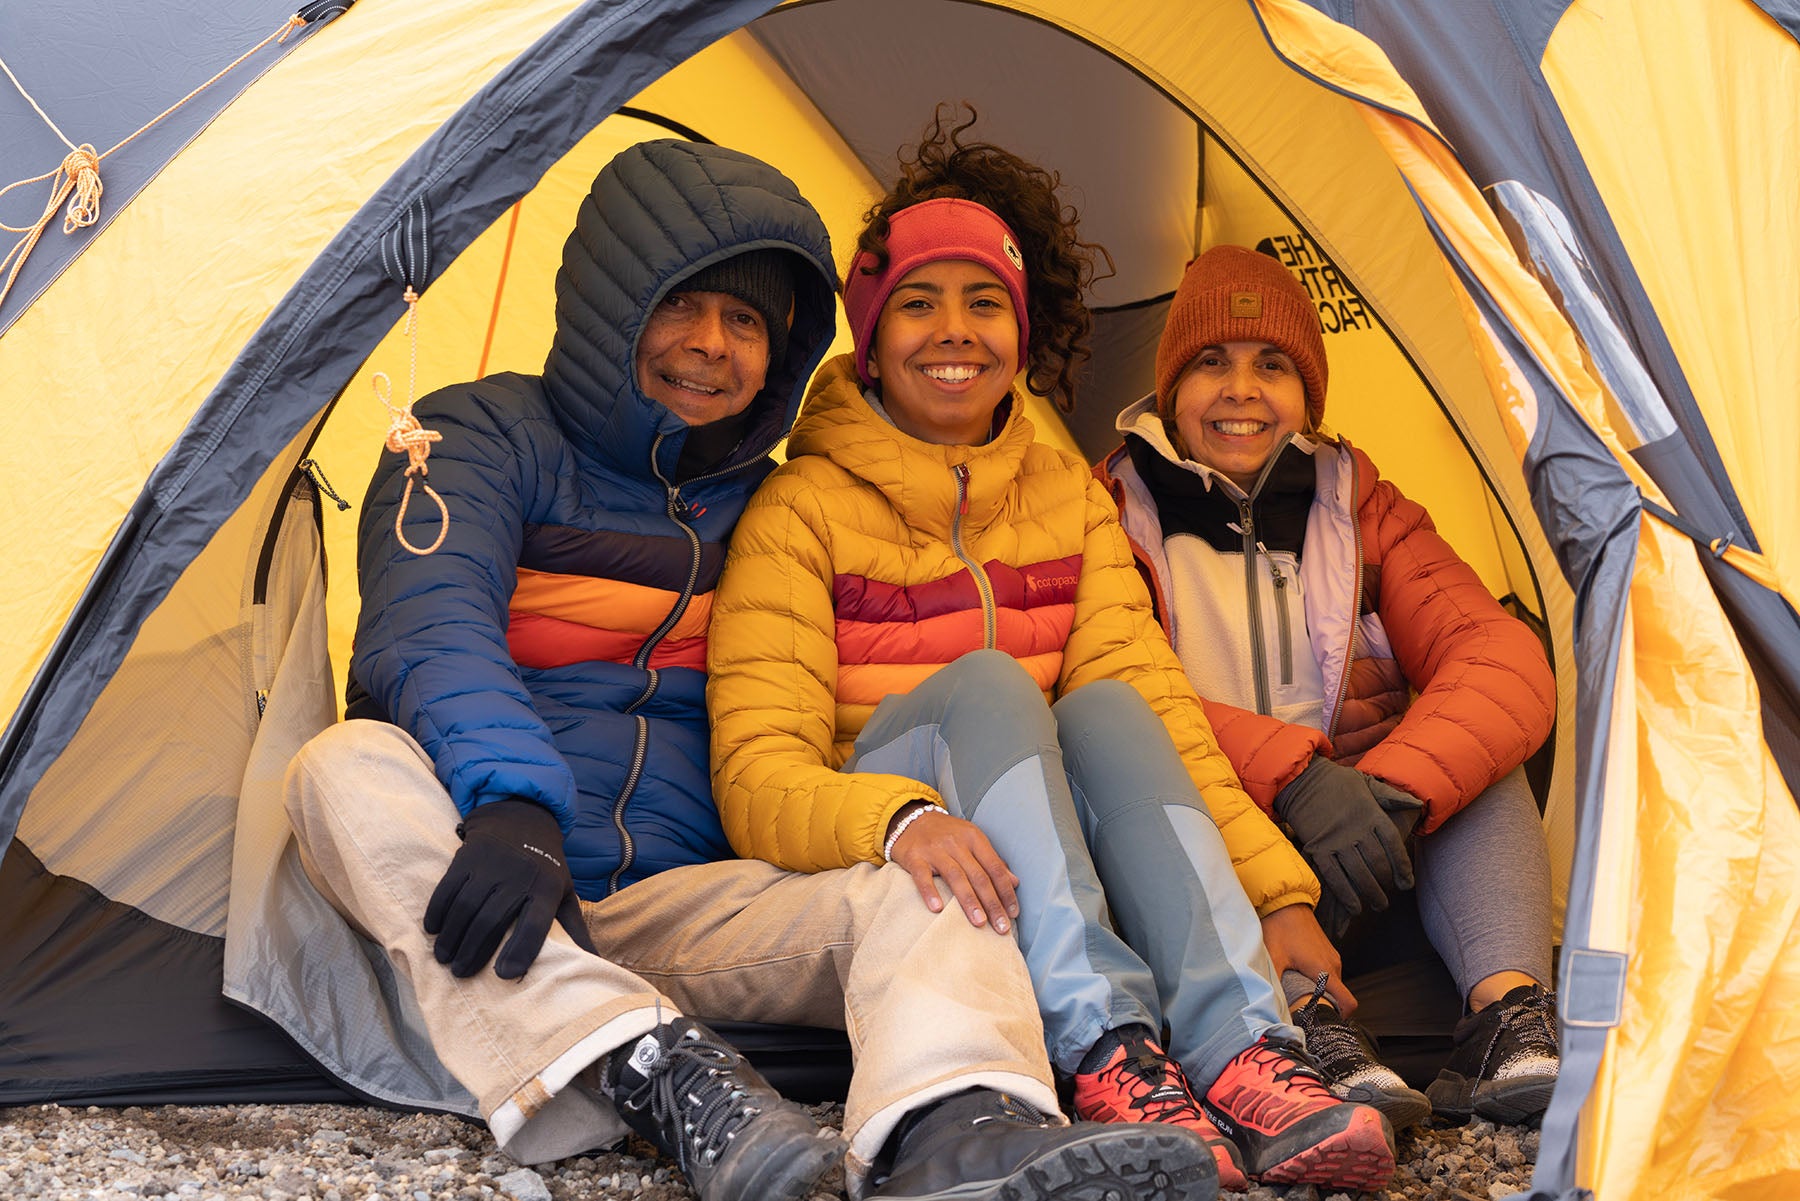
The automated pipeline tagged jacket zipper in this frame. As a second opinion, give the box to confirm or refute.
[1237,498,1271,714]
[606,716,650,896]
[1237,438,1294,717]
[1270,561,1294,687]
[950,463,997,649]
[1325,452,1363,741]
[600,432,706,893]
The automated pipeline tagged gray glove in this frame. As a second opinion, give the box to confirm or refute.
[1273,755,1424,929]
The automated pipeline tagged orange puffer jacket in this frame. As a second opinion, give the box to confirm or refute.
[1097,414,1555,835]
[708,355,1316,915]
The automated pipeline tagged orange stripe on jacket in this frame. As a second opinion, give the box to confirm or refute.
[508,612,708,671]
[507,568,712,670]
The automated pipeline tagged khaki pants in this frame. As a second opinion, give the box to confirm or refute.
[285,721,1055,1192]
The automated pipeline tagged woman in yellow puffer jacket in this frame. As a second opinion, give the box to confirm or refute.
[706,112,1394,1194]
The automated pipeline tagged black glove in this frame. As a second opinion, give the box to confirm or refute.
[423,798,598,979]
[1273,755,1424,928]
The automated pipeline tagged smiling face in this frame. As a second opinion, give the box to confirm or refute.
[1170,340,1310,490]
[868,259,1021,446]
[635,289,771,426]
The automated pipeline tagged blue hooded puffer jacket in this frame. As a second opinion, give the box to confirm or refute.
[348,139,837,897]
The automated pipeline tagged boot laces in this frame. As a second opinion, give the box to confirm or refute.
[623,1034,763,1171]
[1497,987,1559,1056]
[1242,1036,1334,1098]
[972,1092,1057,1129]
[1292,973,1369,1072]
[1108,1044,1206,1123]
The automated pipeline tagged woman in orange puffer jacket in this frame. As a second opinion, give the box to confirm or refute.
[1095,244,1560,1130]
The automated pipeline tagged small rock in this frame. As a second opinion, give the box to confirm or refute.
[494,1167,553,1201]
[312,1128,349,1144]
[424,1147,466,1164]
[110,1147,149,1165]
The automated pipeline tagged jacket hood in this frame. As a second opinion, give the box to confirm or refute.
[542,139,837,482]
[787,355,1038,542]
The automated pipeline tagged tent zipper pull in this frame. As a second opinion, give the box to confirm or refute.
[299,458,351,511]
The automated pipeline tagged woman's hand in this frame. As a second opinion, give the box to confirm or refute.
[888,805,1020,935]
[1260,901,1355,1014]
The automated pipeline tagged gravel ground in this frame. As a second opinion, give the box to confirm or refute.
[0,1100,1536,1201]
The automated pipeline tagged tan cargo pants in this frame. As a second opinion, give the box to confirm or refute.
[285,720,1055,1192]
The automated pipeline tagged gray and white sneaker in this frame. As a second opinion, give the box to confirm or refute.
[1426,983,1560,1124]
[1292,976,1432,1130]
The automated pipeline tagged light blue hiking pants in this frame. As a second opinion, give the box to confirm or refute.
[843,649,1295,1089]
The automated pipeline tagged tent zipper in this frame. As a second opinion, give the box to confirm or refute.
[950,463,996,648]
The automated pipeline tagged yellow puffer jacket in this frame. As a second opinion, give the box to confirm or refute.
[707,355,1317,915]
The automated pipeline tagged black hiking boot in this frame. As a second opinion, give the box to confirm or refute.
[869,1087,1218,1201]
[1426,983,1560,1124]
[601,1017,841,1201]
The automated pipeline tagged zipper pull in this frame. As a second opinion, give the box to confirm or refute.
[954,463,972,515]
[299,457,351,511]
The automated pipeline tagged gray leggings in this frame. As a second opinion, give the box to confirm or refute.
[845,650,1293,1087]
[1415,767,1555,997]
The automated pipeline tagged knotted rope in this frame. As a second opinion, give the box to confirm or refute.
[374,287,449,555]
[0,15,306,316]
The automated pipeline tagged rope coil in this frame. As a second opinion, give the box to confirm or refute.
[375,287,449,555]
[0,15,306,316]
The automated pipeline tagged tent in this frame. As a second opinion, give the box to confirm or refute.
[2,0,1795,1196]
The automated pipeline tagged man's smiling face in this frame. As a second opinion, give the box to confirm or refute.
[635,289,771,426]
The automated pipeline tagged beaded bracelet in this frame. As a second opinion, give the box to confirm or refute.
[882,803,943,861]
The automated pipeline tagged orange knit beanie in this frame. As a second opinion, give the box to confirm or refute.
[1154,244,1327,427]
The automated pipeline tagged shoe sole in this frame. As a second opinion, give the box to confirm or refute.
[1473,1077,1557,1126]
[1245,1105,1396,1191]
[882,1127,1220,1201]
[1335,1081,1433,1131]
[1426,1071,1556,1126]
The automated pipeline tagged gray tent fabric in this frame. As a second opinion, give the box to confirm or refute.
[1749,0,1800,37]
[1426,204,1640,1201]
[1275,0,1800,798]
[0,0,349,336]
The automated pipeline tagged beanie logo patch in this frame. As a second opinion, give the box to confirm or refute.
[1002,234,1025,272]
[1229,291,1262,319]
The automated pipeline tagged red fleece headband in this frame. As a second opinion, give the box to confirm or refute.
[842,197,1031,388]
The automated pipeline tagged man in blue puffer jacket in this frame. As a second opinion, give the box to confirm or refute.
[285,140,1219,1201]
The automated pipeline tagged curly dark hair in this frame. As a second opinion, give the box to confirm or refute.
[853,105,1112,411]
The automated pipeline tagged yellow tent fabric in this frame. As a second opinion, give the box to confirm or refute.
[1253,1,1800,1195]
[6,1,1797,1194]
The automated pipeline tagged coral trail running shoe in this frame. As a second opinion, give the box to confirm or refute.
[1073,1027,1247,1191]
[1199,1035,1395,1190]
